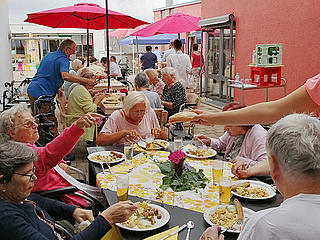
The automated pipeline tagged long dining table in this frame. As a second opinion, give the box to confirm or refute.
[87,144,283,240]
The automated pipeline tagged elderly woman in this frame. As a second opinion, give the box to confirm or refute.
[0,141,137,239]
[134,72,162,108]
[96,91,166,145]
[201,113,320,240]
[67,67,106,144]
[194,103,267,167]
[0,103,104,207]
[144,68,165,96]
[64,58,84,99]
[161,67,186,117]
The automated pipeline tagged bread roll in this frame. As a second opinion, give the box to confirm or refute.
[169,111,197,123]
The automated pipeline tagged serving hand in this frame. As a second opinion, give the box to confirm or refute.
[190,109,215,126]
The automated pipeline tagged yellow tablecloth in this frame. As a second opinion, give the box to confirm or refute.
[96,151,233,213]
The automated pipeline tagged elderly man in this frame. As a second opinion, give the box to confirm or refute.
[162,39,175,63]
[201,113,320,240]
[101,56,123,79]
[134,72,162,108]
[27,39,96,136]
[166,39,191,89]
[63,58,84,99]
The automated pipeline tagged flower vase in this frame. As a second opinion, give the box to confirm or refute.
[170,158,185,177]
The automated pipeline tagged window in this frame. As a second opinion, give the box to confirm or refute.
[161,10,165,19]
[199,14,235,101]
[169,8,174,15]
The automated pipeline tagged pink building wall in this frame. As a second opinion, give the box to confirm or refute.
[201,0,320,104]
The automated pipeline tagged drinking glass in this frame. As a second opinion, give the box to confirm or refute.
[116,174,129,201]
[219,176,232,204]
[124,144,133,161]
[212,160,224,184]
[145,134,154,151]
[173,137,183,151]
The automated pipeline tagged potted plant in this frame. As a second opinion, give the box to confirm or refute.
[168,150,186,177]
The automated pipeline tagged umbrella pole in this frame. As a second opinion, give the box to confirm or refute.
[136,36,139,73]
[105,0,111,89]
[86,14,89,67]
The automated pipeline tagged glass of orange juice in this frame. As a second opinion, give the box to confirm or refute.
[212,160,223,184]
[145,134,154,151]
[219,176,232,204]
[116,174,129,201]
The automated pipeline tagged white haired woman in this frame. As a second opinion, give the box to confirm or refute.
[63,58,84,99]
[0,103,105,207]
[67,67,106,145]
[161,67,186,117]
[96,91,166,145]
[0,141,137,239]
[144,68,165,96]
[134,72,162,108]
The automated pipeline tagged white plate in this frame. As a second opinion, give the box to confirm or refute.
[231,180,276,200]
[87,151,125,165]
[183,147,217,159]
[137,139,170,150]
[116,203,170,231]
[203,205,255,233]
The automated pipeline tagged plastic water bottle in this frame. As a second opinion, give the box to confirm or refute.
[235,73,240,82]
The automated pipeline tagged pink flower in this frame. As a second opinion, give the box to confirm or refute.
[168,150,186,164]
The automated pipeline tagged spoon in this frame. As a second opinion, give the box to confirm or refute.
[185,221,194,240]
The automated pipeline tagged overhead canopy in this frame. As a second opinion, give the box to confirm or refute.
[120,34,185,45]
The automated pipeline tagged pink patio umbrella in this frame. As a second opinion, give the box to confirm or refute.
[110,24,148,38]
[24,2,148,85]
[131,12,200,37]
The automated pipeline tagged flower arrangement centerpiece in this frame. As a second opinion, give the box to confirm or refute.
[168,150,186,177]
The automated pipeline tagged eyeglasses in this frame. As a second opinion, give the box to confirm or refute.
[13,166,36,182]
[68,47,76,54]
[19,119,39,128]
[132,110,146,116]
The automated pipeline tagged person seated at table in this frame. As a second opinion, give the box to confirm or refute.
[194,102,267,167]
[0,141,137,240]
[96,91,166,145]
[0,103,105,207]
[144,68,165,96]
[64,58,84,99]
[161,67,186,117]
[134,72,162,108]
[67,67,106,145]
[201,113,320,240]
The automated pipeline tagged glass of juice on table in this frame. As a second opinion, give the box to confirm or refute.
[212,160,224,184]
[145,134,154,151]
[124,144,133,161]
[173,136,183,150]
[116,174,129,201]
[219,176,232,204]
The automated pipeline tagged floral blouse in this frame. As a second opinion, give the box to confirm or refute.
[162,81,186,117]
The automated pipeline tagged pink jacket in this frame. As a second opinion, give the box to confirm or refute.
[210,124,268,167]
[28,124,86,206]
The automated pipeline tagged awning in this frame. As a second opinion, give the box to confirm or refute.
[199,14,234,30]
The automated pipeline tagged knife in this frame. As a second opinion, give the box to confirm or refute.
[159,224,187,240]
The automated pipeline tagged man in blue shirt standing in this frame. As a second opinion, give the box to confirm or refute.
[140,45,157,71]
[27,39,96,137]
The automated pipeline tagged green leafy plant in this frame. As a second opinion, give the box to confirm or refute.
[157,161,209,192]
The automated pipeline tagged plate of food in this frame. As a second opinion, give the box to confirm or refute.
[116,202,170,231]
[183,146,217,159]
[231,180,276,200]
[137,139,170,150]
[203,205,255,233]
[87,151,125,165]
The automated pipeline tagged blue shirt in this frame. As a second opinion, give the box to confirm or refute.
[140,52,157,71]
[28,49,70,98]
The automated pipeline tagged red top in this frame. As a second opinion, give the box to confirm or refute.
[191,53,202,68]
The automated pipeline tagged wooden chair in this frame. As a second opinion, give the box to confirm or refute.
[56,93,81,130]
[153,108,168,130]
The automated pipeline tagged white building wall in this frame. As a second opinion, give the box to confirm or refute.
[0,0,13,100]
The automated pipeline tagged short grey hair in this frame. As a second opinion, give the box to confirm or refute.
[71,59,83,71]
[78,67,95,79]
[144,68,158,79]
[266,113,320,176]
[134,72,149,88]
[59,39,75,51]
[0,103,30,143]
[122,91,150,116]
[161,67,176,79]
[0,141,38,183]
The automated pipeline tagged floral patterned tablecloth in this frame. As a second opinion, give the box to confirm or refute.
[96,151,233,213]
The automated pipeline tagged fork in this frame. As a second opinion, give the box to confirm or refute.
[99,162,106,174]
[105,160,115,175]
